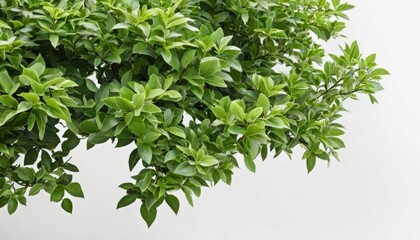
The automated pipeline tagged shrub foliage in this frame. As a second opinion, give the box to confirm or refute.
[0,0,387,226]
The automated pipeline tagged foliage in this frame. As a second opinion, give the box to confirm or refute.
[0,0,388,226]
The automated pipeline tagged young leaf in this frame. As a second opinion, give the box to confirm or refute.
[198,155,219,167]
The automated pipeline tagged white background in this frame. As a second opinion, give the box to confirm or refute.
[1,0,419,239]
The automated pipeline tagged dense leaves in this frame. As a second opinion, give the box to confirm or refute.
[0,0,387,226]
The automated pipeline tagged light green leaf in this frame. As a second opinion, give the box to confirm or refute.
[199,57,220,76]
[198,155,219,167]
[0,70,14,93]
[307,155,316,173]
[244,156,256,172]
[229,102,245,121]
[166,126,186,138]
[19,92,39,104]
[256,93,270,115]
[160,90,182,101]
[181,49,196,68]
[246,107,263,122]
[137,144,153,164]
[174,162,197,176]
[142,103,161,113]
[50,34,59,48]
[102,97,135,111]
[0,95,18,108]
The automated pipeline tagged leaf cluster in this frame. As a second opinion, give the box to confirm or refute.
[0,0,387,226]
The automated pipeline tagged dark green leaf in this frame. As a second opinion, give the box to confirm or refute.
[66,182,84,198]
[117,195,137,209]
[7,198,18,215]
[51,185,65,202]
[61,198,73,214]
[140,204,157,228]
[165,194,180,214]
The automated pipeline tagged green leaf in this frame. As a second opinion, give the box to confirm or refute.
[256,93,270,115]
[246,107,263,122]
[138,172,152,192]
[79,119,99,134]
[142,103,161,113]
[0,95,18,108]
[105,53,121,63]
[174,162,197,176]
[198,155,219,167]
[166,126,186,139]
[41,150,52,172]
[137,144,153,164]
[44,98,71,122]
[66,182,84,198]
[0,155,10,168]
[50,34,59,48]
[34,110,47,140]
[325,137,346,149]
[142,132,161,143]
[212,106,226,119]
[161,49,172,64]
[128,150,140,171]
[117,195,137,209]
[140,204,157,228]
[160,90,183,101]
[61,198,73,214]
[16,167,35,182]
[20,92,39,104]
[205,75,227,88]
[128,116,146,136]
[102,97,135,111]
[244,156,256,172]
[228,126,245,135]
[306,155,316,173]
[29,184,43,196]
[165,194,180,214]
[51,185,65,202]
[371,68,390,77]
[265,117,289,129]
[0,177,5,189]
[24,148,39,165]
[7,198,18,215]
[112,22,131,30]
[101,116,119,132]
[133,42,157,58]
[181,49,196,68]
[199,57,220,76]
[0,70,14,93]
[229,102,245,121]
